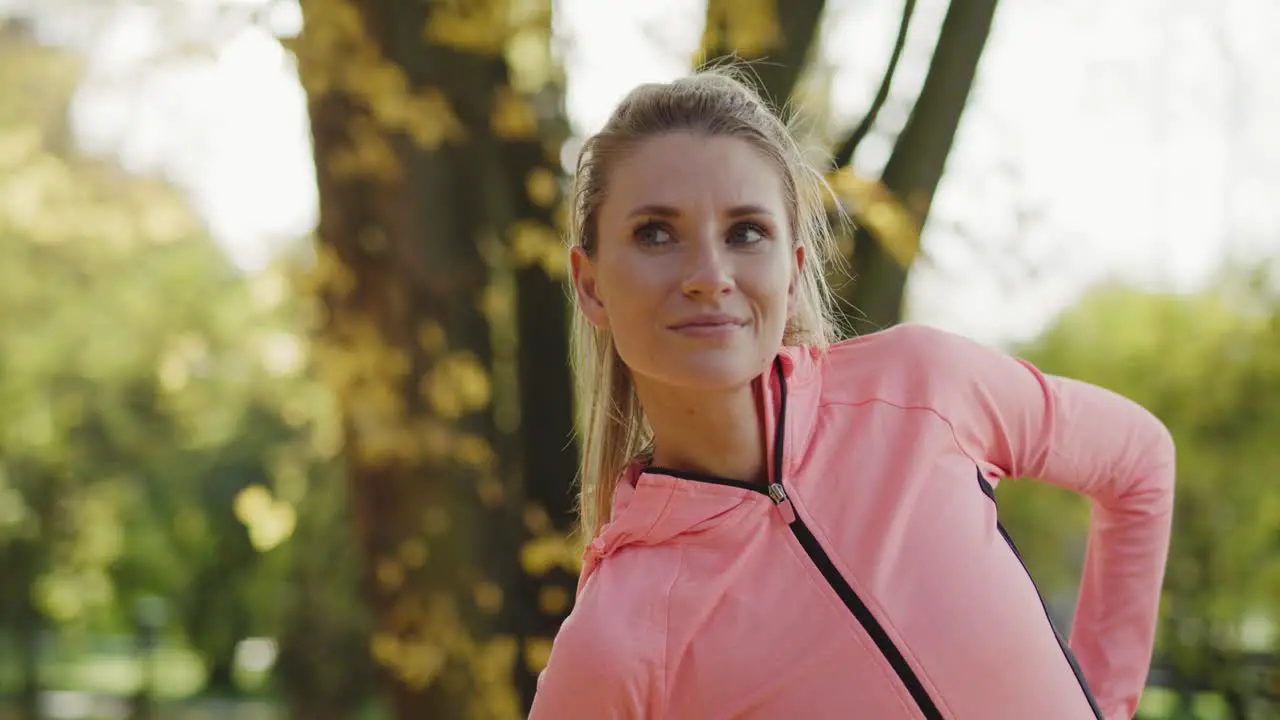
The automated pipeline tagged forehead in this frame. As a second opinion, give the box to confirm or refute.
[601,132,787,219]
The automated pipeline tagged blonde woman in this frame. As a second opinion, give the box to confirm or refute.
[530,71,1174,720]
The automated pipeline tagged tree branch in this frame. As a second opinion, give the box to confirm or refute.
[831,0,916,168]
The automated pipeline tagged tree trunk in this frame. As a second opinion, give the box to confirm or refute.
[701,0,827,113]
[203,655,237,697]
[296,1,527,717]
[500,85,580,711]
[845,0,999,332]
[16,575,40,720]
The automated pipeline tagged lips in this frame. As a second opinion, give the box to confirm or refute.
[668,314,748,336]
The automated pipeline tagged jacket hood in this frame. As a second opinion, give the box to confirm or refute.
[576,345,825,596]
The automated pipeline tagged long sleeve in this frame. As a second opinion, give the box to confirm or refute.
[922,325,1176,719]
[528,570,661,719]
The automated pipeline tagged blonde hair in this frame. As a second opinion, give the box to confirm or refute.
[568,69,842,542]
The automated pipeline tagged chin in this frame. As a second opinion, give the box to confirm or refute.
[642,349,773,393]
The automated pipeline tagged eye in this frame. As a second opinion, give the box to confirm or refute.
[633,221,674,246]
[728,222,768,246]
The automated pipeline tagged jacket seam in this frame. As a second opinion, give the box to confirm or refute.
[637,481,680,546]
[659,544,684,719]
[817,396,989,474]
[805,397,979,718]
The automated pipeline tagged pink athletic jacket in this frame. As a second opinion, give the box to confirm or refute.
[530,324,1176,719]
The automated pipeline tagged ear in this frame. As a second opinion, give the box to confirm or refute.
[788,242,806,305]
[570,246,609,330]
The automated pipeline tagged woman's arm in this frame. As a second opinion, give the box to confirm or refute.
[914,325,1176,719]
[528,573,659,719]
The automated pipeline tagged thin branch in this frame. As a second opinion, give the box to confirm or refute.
[831,0,916,168]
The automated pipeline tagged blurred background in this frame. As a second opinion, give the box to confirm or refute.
[0,0,1277,718]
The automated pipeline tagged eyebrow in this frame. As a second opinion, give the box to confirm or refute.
[626,204,775,219]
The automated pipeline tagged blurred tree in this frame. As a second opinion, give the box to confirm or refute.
[831,0,999,332]
[1004,279,1280,716]
[291,0,565,716]
[491,3,582,708]
[698,0,827,112]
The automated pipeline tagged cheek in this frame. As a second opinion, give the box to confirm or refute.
[596,258,664,328]
[745,262,795,315]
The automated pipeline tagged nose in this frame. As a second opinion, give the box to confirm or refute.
[680,232,733,298]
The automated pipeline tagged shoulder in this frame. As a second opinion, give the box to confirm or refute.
[531,551,672,717]
[810,323,1005,406]
[828,322,993,368]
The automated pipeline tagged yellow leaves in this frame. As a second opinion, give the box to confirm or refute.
[233,484,297,552]
[510,219,566,279]
[309,244,358,298]
[472,636,523,718]
[522,503,551,535]
[826,168,922,268]
[422,350,492,419]
[417,320,446,355]
[370,632,447,691]
[327,116,401,183]
[399,538,428,569]
[524,636,553,673]
[701,0,782,57]
[520,532,582,577]
[453,433,496,471]
[473,580,504,614]
[424,0,511,56]
[525,166,559,208]
[538,585,569,616]
[292,0,465,168]
[480,280,514,327]
[400,90,466,152]
[505,19,555,93]
[376,556,405,592]
[491,85,538,141]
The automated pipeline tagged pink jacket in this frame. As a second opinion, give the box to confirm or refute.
[530,324,1175,719]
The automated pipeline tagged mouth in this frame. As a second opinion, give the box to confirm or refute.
[668,316,748,337]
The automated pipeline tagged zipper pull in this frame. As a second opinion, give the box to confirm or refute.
[768,482,796,524]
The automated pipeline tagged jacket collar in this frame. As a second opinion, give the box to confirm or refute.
[577,346,824,595]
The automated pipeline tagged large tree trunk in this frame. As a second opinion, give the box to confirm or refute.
[295,1,527,716]
[845,0,1000,332]
[700,0,827,113]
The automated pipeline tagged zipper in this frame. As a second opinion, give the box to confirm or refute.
[769,481,945,720]
[977,471,1105,719]
[647,356,944,719]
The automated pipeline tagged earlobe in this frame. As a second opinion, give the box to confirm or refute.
[570,246,609,330]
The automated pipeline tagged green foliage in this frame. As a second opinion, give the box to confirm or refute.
[0,26,367,710]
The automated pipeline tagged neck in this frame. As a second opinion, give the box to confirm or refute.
[637,375,770,485]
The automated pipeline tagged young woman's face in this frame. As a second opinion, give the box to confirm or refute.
[571,132,803,393]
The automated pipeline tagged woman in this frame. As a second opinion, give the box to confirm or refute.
[529,71,1175,719]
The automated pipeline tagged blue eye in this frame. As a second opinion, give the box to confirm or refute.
[729,223,767,245]
[634,222,673,246]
